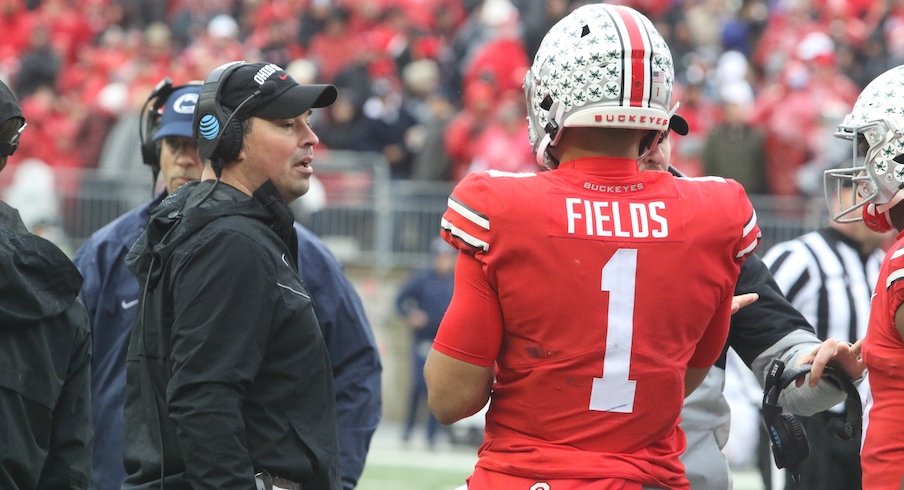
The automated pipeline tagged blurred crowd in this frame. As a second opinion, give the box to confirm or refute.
[0,0,901,197]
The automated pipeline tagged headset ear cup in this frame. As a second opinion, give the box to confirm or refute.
[140,140,160,169]
[779,413,809,468]
[195,61,245,163]
[216,106,244,162]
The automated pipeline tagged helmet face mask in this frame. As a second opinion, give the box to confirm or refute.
[825,125,885,223]
[826,66,904,224]
[524,4,674,168]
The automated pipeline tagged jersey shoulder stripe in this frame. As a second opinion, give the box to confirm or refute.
[737,209,760,259]
[676,175,727,183]
[440,216,489,252]
[486,169,536,178]
[886,246,904,289]
[743,209,758,238]
[441,173,493,254]
[673,176,760,260]
[448,195,489,230]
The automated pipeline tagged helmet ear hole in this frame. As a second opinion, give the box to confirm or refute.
[540,95,553,111]
[546,101,566,147]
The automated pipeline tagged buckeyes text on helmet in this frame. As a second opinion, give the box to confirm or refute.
[524,3,675,167]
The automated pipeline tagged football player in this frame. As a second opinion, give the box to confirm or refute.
[424,4,760,489]
[645,117,866,490]
[824,64,904,490]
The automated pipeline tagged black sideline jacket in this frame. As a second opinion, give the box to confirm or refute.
[123,180,339,490]
[0,201,93,489]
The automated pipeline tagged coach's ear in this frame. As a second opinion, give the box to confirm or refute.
[637,130,662,160]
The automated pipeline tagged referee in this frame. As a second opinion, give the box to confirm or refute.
[762,183,888,490]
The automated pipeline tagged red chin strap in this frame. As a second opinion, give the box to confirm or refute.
[863,203,893,233]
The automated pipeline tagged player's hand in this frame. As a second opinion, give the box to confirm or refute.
[796,338,865,387]
[731,293,759,315]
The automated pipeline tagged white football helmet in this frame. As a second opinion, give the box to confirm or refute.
[524,3,674,168]
[825,65,904,226]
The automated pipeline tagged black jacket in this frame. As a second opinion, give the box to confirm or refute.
[0,201,92,489]
[123,181,339,490]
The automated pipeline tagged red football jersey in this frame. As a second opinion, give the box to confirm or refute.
[435,158,759,489]
[861,230,904,490]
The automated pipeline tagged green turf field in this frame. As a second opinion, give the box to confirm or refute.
[358,461,766,490]
[357,464,469,490]
[356,425,476,490]
[360,424,766,490]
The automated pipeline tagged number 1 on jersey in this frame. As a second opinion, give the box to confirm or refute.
[589,248,637,413]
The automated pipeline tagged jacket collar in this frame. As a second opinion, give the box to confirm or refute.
[252,180,298,258]
[0,200,27,233]
[127,179,300,287]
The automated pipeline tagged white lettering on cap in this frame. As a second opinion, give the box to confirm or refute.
[253,63,281,85]
[172,93,198,114]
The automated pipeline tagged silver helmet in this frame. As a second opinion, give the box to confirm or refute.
[524,3,675,168]
[826,64,904,225]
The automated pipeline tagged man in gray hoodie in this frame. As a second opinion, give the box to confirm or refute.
[0,79,92,488]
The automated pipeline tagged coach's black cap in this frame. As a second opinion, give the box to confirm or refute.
[669,114,689,135]
[0,80,23,125]
[220,62,337,120]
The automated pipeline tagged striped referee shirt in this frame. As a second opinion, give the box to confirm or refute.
[762,227,883,345]
[762,227,882,414]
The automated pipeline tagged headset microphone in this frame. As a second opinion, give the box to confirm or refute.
[216,81,277,142]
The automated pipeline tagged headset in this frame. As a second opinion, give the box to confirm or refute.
[139,77,174,171]
[762,359,862,485]
[193,61,277,175]
[139,77,203,184]
[0,120,25,156]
